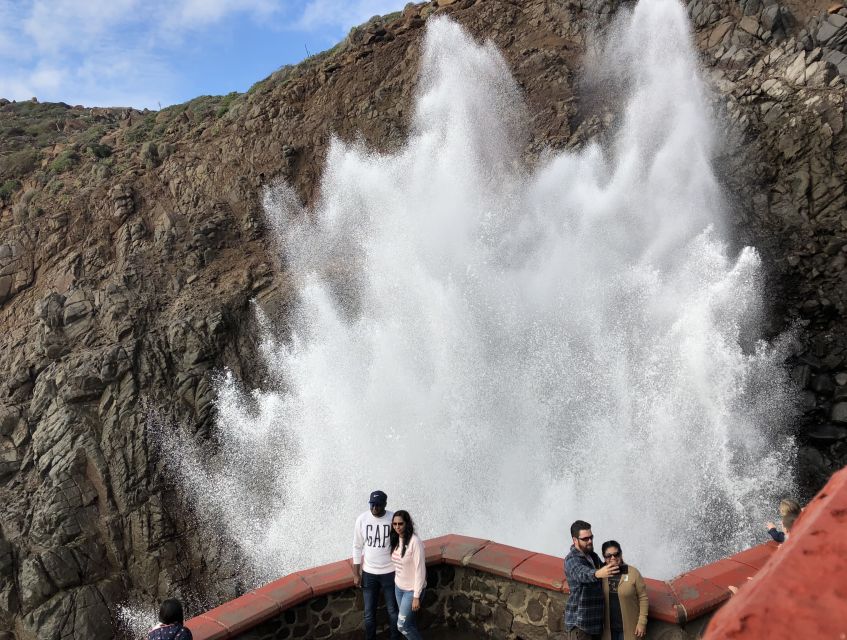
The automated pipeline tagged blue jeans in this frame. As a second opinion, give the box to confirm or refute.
[611,632,624,640]
[362,571,401,640]
[395,586,425,640]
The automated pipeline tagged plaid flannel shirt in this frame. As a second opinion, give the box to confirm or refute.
[564,544,604,635]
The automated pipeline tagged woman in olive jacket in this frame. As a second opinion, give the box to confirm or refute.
[600,540,649,640]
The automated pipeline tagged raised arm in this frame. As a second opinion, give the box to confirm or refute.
[766,525,785,544]
[565,554,600,584]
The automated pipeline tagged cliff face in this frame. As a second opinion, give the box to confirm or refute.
[1,0,846,637]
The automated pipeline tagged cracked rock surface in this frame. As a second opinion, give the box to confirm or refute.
[1,0,846,637]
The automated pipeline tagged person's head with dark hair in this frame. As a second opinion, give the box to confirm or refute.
[570,520,591,540]
[601,540,623,568]
[368,489,388,518]
[389,510,415,556]
[570,520,594,554]
[159,598,184,626]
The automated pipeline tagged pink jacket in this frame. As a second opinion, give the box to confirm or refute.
[391,533,426,597]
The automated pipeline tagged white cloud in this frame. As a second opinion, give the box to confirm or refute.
[0,0,407,107]
[297,0,407,33]
[19,0,282,54]
[167,0,278,28]
[23,0,140,54]
[0,2,30,59]
[29,64,64,93]
[0,0,275,106]
[0,54,176,109]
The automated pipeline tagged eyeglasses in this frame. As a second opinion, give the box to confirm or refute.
[392,522,405,527]
[578,535,594,542]
[604,551,621,559]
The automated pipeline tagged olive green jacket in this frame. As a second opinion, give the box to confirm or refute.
[601,564,649,640]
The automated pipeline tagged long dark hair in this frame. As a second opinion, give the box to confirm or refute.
[389,510,415,557]
[159,598,184,625]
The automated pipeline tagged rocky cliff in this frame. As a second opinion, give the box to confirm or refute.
[1,0,847,637]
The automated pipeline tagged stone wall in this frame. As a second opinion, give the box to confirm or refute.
[236,590,362,640]
[183,536,774,640]
[227,565,715,640]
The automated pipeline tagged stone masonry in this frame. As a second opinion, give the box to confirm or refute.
[228,565,714,640]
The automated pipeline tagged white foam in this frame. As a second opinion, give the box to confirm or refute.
[169,0,797,583]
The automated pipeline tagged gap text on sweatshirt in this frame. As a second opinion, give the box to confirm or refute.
[353,510,395,575]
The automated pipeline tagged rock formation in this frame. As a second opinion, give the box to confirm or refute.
[0,0,846,637]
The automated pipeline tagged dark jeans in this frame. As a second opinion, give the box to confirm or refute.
[611,631,624,640]
[362,571,401,640]
[565,628,600,640]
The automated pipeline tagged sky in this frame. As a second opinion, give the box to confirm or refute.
[0,0,409,110]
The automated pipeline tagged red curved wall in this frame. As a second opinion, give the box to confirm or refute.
[182,466,847,639]
[703,465,847,640]
[184,537,777,638]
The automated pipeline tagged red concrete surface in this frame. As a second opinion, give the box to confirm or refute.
[423,534,453,564]
[298,559,357,596]
[512,552,568,592]
[466,542,537,579]
[184,615,229,640]
[643,577,682,624]
[202,592,280,636]
[252,573,313,610]
[722,541,778,570]
[438,534,490,566]
[704,466,847,640]
[682,557,761,592]
[669,572,730,622]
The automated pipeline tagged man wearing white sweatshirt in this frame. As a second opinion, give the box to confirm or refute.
[353,490,401,640]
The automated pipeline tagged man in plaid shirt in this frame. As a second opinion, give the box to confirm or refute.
[564,520,620,640]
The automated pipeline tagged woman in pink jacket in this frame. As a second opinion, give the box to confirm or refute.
[390,510,427,640]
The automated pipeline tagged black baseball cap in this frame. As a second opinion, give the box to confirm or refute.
[369,490,387,506]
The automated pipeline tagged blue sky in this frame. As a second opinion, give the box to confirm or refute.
[0,0,409,109]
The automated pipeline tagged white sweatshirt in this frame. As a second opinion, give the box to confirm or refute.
[352,510,395,575]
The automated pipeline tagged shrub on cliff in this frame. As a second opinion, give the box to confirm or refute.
[215,92,240,118]
[124,112,156,143]
[0,179,20,201]
[0,148,39,178]
[86,142,112,159]
[49,149,79,173]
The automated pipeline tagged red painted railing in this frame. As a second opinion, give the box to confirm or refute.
[183,534,782,638]
[180,465,847,639]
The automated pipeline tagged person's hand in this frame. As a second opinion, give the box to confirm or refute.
[595,564,619,579]
[412,597,420,612]
[766,521,776,530]
[635,623,646,637]
[353,565,361,587]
